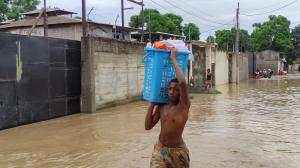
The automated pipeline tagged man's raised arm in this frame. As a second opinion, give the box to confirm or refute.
[170,50,190,108]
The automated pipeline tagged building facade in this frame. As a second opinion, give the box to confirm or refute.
[0,8,138,41]
[255,50,285,74]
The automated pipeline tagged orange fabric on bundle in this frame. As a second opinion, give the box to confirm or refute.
[153,41,175,50]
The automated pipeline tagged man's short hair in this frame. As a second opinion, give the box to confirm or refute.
[168,78,178,86]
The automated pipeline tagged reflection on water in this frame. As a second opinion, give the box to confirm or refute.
[0,75,299,168]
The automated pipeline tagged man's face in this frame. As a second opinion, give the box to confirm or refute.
[168,82,180,102]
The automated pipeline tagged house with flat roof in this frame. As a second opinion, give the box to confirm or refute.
[0,8,139,41]
[255,50,286,74]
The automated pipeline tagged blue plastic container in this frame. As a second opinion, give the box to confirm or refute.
[143,48,189,103]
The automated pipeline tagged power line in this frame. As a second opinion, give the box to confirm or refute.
[201,21,235,34]
[149,0,214,27]
[170,0,215,18]
[146,0,236,34]
[240,0,291,13]
[160,0,233,26]
[148,0,171,13]
[241,0,298,16]
[202,16,236,34]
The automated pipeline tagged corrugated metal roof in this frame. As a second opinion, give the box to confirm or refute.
[20,8,77,16]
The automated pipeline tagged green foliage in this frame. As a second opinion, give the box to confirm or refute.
[286,24,300,64]
[183,23,200,40]
[292,25,300,45]
[251,15,292,52]
[0,0,9,22]
[234,29,251,52]
[164,13,183,35]
[206,35,215,44]
[215,28,250,52]
[0,0,40,22]
[129,8,186,36]
[215,29,233,51]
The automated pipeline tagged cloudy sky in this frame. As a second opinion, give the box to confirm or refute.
[39,0,300,40]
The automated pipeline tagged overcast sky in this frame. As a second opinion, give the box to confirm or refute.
[39,0,300,40]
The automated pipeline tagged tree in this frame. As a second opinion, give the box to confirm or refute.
[164,13,183,35]
[251,15,292,52]
[215,29,233,52]
[0,0,9,22]
[0,0,40,22]
[215,28,251,52]
[292,25,300,45]
[183,23,200,40]
[129,8,183,35]
[232,28,251,52]
[206,35,215,44]
[287,24,300,64]
[8,0,40,21]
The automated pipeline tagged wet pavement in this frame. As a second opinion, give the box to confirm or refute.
[0,74,299,168]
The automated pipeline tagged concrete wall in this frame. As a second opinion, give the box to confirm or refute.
[205,46,213,70]
[88,24,113,39]
[255,50,281,74]
[230,53,249,83]
[81,36,145,112]
[49,25,80,40]
[215,50,229,85]
[190,44,206,87]
[230,54,237,83]
[239,53,249,81]
[1,23,131,41]
[289,64,300,72]
[2,25,80,40]
[4,27,44,36]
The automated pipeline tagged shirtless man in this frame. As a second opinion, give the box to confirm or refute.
[145,50,190,168]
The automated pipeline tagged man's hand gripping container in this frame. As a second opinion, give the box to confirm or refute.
[143,48,189,103]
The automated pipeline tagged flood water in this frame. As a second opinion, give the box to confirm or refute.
[0,74,299,168]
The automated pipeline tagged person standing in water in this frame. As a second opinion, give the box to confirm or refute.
[145,50,190,168]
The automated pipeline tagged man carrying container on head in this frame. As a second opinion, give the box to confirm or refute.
[145,49,190,168]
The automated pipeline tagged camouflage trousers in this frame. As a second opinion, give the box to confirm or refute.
[150,141,190,168]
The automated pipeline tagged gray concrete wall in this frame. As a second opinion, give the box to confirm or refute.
[230,53,249,83]
[255,50,280,74]
[81,36,145,112]
[239,53,249,81]
[191,44,206,87]
[215,50,229,85]
[88,24,113,39]
[1,24,132,41]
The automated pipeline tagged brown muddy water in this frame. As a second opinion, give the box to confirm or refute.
[0,74,299,168]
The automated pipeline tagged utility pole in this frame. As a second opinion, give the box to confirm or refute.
[188,26,191,41]
[43,0,48,37]
[141,0,144,42]
[121,0,125,40]
[235,2,240,84]
[149,10,151,42]
[127,0,144,42]
[82,0,87,37]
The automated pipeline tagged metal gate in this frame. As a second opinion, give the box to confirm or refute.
[248,52,255,78]
[0,33,81,130]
